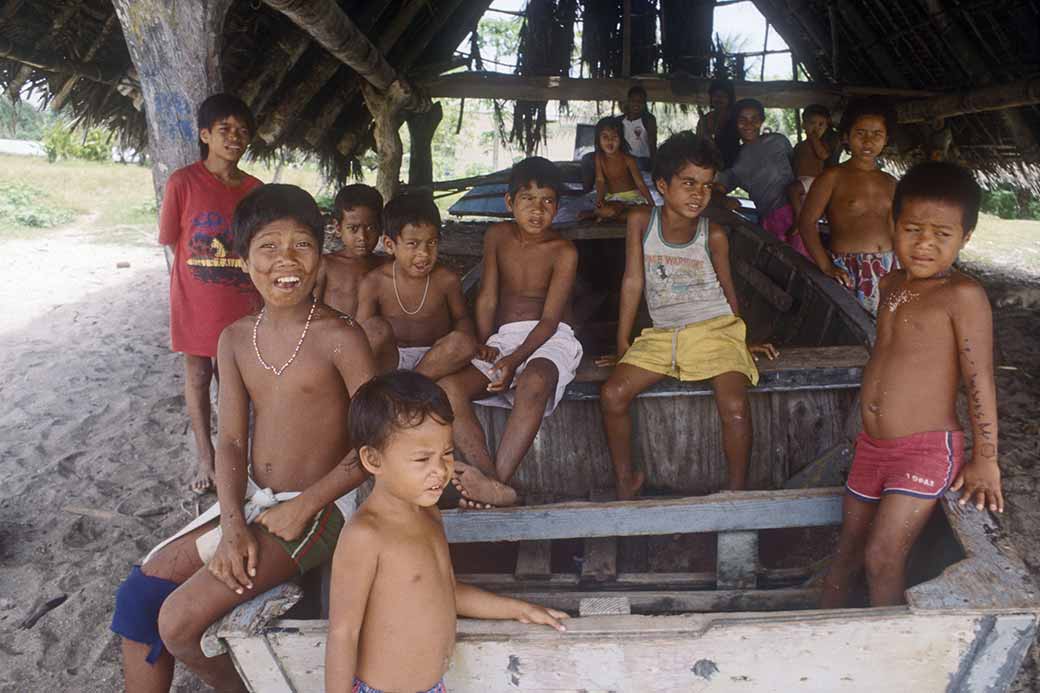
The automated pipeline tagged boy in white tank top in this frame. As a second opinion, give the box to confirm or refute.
[597,132,778,499]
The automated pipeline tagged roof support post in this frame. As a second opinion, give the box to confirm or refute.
[362,80,413,201]
[112,0,234,201]
[406,101,443,187]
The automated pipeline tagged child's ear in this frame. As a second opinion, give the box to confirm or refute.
[504,193,515,213]
[199,127,213,144]
[240,255,251,275]
[359,446,382,475]
[383,236,397,255]
[961,229,973,248]
[654,177,668,197]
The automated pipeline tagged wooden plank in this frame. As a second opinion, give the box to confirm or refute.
[581,537,618,582]
[579,595,630,616]
[499,587,817,614]
[514,541,553,580]
[459,565,816,591]
[716,530,759,590]
[784,440,853,489]
[224,635,293,693]
[203,582,303,657]
[442,488,843,543]
[949,614,1038,693]
[907,494,1040,611]
[734,258,794,312]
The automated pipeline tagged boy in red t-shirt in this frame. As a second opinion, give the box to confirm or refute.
[158,93,263,494]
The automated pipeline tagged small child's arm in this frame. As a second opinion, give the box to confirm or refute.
[707,224,778,361]
[486,243,577,392]
[443,270,476,336]
[354,272,380,322]
[210,329,259,594]
[326,522,379,692]
[597,208,648,366]
[797,169,851,288]
[949,283,1003,512]
[475,227,501,344]
[255,321,378,539]
[625,154,653,204]
[455,582,568,632]
[594,154,607,207]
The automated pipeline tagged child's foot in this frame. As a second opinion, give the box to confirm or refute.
[453,462,518,508]
[615,470,646,500]
[190,461,215,495]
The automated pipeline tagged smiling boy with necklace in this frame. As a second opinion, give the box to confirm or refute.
[356,194,477,380]
[112,184,376,693]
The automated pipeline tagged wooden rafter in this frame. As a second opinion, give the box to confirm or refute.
[255,54,340,144]
[49,12,118,110]
[0,37,126,86]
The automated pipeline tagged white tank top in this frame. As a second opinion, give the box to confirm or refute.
[623,117,651,158]
[642,207,733,328]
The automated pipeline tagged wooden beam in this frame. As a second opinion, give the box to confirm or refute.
[397,0,469,71]
[0,38,126,86]
[514,541,553,580]
[237,31,310,112]
[486,587,818,614]
[255,55,340,145]
[442,488,843,543]
[49,13,118,111]
[303,81,359,147]
[716,530,758,590]
[262,0,398,91]
[896,78,1040,125]
[622,0,632,77]
[406,101,442,186]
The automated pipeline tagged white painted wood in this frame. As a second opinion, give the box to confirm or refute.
[227,610,1030,692]
[954,614,1038,692]
[226,636,293,693]
[716,531,758,590]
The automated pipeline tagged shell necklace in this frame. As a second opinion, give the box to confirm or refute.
[253,296,317,376]
[393,261,430,315]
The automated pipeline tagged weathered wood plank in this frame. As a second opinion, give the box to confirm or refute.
[459,565,817,591]
[734,257,794,312]
[514,541,553,580]
[223,635,292,693]
[581,537,618,582]
[442,488,843,543]
[907,494,1040,611]
[784,440,853,489]
[716,530,759,590]
[500,587,817,614]
[948,614,1038,693]
[203,582,303,657]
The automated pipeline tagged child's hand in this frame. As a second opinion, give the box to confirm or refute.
[824,265,854,289]
[209,525,259,594]
[256,497,314,542]
[951,460,1004,513]
[749,343,779,360]
[475,344,500,363]
[516,603,569,632]
[487,354,520,393]
[595,353,619,368]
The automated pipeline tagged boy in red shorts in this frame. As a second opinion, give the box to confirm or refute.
[821,162,1003,609]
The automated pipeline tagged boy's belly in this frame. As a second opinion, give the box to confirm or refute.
[387,312,452,347]
[860,357,961,439]
[827,210,894,254]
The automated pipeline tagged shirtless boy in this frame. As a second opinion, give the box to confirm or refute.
[356,194,476,379]
[315,184,384,316]
[798,98,899,315]
[599,132,776,499]
[112,184,377,693]
[821,162,1001,608]
[326,370,567,693]
[788,104,835,220]
[590,116,653,221]
[439,157,582,508]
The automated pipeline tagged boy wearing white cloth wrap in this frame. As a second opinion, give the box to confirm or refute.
[438,157,582,509]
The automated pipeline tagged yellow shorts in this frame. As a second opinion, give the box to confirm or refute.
[620,315,759,385]
[604,189,648,205]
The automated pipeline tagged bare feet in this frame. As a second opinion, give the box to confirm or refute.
[615,470,646,500]
[190,460,214,496]
[453,462,518,508]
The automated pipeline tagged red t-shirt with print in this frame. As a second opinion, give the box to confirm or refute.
[159,161,263,357]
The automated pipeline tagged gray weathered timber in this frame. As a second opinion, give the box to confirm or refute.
[581,537,618,582]
[907,493,1040,611]
[202,581,302,657]
[476,387,858,498]
[442,488,843,543]
[502,587,817,614]
[716,530,759,590]
[513,541,552,579]
[112,0,234,200]
[948,614,1038,693]
[784,440,854,489]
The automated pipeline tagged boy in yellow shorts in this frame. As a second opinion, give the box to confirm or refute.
[598,132,777,499]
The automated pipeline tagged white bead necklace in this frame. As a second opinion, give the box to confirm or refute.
[252,296,317,376]
[392,260,430,316]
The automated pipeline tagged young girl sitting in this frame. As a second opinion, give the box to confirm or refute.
[589,116,654,222]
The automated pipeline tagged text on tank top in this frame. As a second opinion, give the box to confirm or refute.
[642,207,733,328]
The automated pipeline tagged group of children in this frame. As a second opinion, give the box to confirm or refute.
[111,90,1003,692]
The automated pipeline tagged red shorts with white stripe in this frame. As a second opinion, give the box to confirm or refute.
[846,430,964,502]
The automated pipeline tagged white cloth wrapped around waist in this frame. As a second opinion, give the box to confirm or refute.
[142,478,354,565]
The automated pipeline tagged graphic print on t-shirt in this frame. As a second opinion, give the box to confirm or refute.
[644,253,708,304]
[184,211,251,287]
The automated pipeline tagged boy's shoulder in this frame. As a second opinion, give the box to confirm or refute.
[430,264,463,289]
[219,311,259,347]
[486,220,515,240]
[310,303,368,340]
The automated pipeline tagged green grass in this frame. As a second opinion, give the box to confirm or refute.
[0,182,75,230]
[961,213,1040,277]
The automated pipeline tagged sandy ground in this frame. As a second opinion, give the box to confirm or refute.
[0,220,1038,692]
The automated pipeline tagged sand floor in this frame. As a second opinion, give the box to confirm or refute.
[0,223,1038,692]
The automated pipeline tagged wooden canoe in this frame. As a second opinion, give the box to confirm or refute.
[198,209,1039,692]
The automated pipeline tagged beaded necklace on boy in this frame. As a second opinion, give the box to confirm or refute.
[253,295,317,376]
[393,260,430,315]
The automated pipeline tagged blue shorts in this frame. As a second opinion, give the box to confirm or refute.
[353,677,447,693]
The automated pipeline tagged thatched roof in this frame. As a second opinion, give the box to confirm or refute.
[1,0,1038,187]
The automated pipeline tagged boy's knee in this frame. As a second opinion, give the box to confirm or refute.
[517,361,558,394]
[864,539,904,582]
[715,392,749,423]
[600,378,634,414]
[156,593,203,658]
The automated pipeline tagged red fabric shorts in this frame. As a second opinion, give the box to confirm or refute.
[846,431,964,502]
